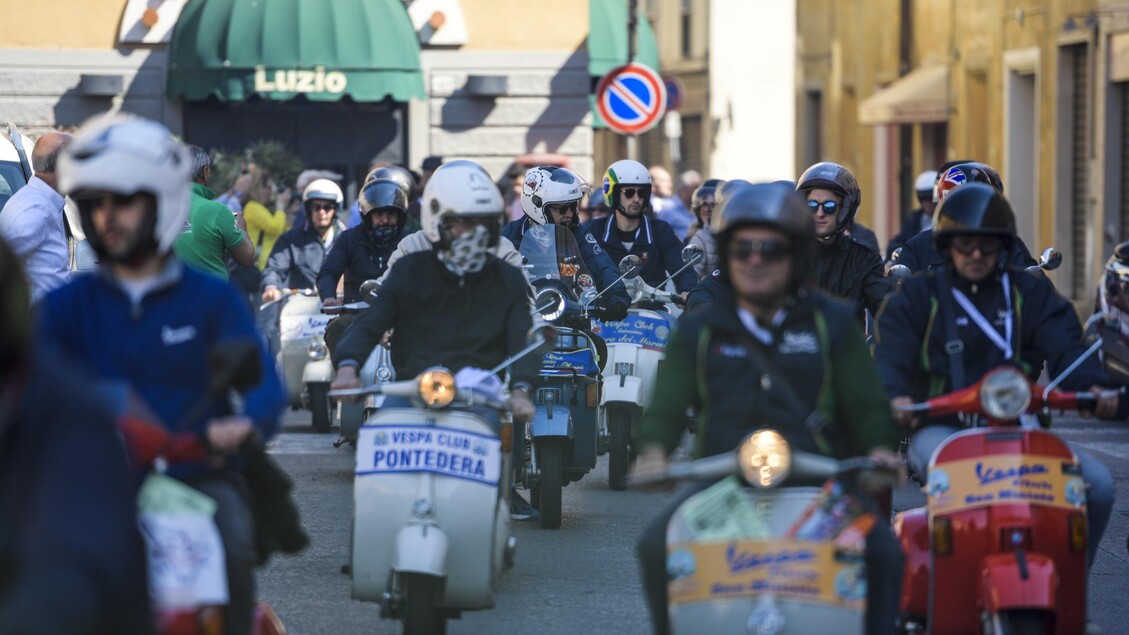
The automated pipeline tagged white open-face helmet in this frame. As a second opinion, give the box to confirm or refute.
[302,178,344,206]
[59,113,191,256]
[601,159,652,210]
[520,166,590,226]
[914,170,938,199]
[420,159,504,245]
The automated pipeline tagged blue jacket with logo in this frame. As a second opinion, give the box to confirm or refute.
[37,261,284,475]
[502,217,630,306]
[583,215,697,294]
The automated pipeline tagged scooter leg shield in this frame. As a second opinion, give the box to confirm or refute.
[978,552,1057,612]
[530,405,572,438]
[893,509,929,618]
[599,376,643,407]
[392,524,449,577]
[302,358,335,384]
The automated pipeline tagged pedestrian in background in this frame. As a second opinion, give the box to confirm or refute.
[647,165,694,241]
[0,131,72,302]
[174,145,256,280]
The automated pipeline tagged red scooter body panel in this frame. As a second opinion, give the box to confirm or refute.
[918,427,1086,635]
[893,508,929,618]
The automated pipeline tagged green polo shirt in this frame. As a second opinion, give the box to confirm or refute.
[173,183,246,279]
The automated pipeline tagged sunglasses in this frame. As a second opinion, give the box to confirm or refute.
[806,200,840,214]
[545,201,579,215]
[310,202,338,212]
[729,238,791,263]
[621,187,648,200]
[949,236,1002,256]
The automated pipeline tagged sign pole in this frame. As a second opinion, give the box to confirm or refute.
[626,0,639,161]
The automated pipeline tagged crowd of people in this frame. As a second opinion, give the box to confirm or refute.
[1,111,1123,635]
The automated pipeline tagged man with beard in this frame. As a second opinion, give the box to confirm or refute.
[630,181,903,635]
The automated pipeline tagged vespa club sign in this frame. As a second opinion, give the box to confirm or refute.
[926,454,1087,514]
[355,425,502,487]
[254,66,348,94]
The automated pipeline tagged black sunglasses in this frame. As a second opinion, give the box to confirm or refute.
[309,201,338,212]
[729,238,792,263]
[621,187,648,200]
[806,200,840,214]
[545,201,579,215]
[949,236,1002,256]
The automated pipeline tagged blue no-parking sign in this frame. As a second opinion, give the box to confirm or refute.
[596,62,667,135]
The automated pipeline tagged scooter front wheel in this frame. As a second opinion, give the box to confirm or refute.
[535,440,565,529]
[400,572,447,635]
[308,382,333,433]
[607,408,631,491]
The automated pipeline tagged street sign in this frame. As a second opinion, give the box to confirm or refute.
[595,62,667,135]
[664,76,684,111]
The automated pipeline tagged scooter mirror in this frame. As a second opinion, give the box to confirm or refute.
[207,339,262,395]
[618,255,643,279]
[888,247,903,263]
[1038,247,1062,271]
[681,243,704,265]
[359,279,381,299]
[887,264,912,281]
[527,321,558,353]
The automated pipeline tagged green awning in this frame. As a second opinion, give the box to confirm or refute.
[167,0,425,103]
[588,0,660,129]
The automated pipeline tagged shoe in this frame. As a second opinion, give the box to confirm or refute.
[510,490,539,521]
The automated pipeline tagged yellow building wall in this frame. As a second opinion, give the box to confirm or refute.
[0,0,125,49]
[460,0,587,50]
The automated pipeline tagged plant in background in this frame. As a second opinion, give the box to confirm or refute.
[208,141,304,194]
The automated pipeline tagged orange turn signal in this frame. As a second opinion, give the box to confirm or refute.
[1069,513,1087,553]
[932,517,953,556]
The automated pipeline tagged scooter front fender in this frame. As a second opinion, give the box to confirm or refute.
[302,358,334,384]
[979,552,1057,612]
[392,523,449,577]
[531,405,572,438]
[600,375,643,407]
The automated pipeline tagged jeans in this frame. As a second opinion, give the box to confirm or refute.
[186,475,256,635]
[636,481,903,635]
[907,424,1115,568]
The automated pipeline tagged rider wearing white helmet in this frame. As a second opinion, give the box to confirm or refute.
[330,159,537,426]
[501,165,631,321]
[39,113,286,635]
[262,178,347,303]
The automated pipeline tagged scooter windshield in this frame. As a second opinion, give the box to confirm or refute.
[520,224,593,293]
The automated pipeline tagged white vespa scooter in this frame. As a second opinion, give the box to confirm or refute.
[596,245,702,490]
[263,288,335,432]
[329,327,554,634]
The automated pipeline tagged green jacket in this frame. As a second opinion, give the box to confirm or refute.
[173,183,246,279]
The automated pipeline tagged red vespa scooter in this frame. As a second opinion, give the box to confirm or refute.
[893,365,1103,635]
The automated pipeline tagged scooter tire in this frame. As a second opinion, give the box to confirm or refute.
[608,409,631,491]
[400,572,447,635]
[536,440,564,530]
[308,382,333,433]
[988,608,1053,635]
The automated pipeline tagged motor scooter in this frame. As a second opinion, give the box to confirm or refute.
[328,328,554,634]
[261,288,335,432]
[1088,241,1129,386]
[592,245,700,490]
[893,364,1112,634]
[628,429,895,634]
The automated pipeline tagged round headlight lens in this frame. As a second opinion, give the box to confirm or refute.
[979,367,1031,420]
[737,430,792,488]
[418,367,456,408]
[307,336,328,361]
[535,288,566,322]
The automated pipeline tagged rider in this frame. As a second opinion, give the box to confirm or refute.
[895,161,1037,272]
[874,183,1120,581]
[502,165,631,321]
[35,113,285,635]
[631,182,904,635]
[796,161,890,323]
[885,169,937,260]
[584,160,697,301]
[260,178,347,351]
[0,236,153,635]
[684,178,724,279]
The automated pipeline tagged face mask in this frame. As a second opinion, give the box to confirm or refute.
[370,225,399,249]
[438,225,490,276]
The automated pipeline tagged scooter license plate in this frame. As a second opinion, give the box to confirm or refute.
[355,425,502,487]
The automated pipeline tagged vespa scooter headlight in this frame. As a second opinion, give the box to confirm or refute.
[307,335,328,361]
[418,367,456,408]
[737,430,792,488]
[535,287,566,322]
[979,367,1031,420]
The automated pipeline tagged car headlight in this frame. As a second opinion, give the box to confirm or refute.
[307,336,328,361]
[979,367,1031,420]
[418,367,456,408]
[535,288,566,322]
[737,430,791,488]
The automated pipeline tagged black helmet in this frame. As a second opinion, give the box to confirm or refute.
[364,166,415,197]
[932,183,1016,253]
[796,162,861,232]
[934,161,1003,205]
[712,182,814,288]
[359,178,409,229]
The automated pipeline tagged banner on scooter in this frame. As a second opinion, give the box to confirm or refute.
[280,314,332,339]
[926,454,1087,515]
[541,349,600,375]
[591,313,674,350]
[355,425,503,487]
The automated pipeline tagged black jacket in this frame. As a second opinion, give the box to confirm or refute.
[637,286,899,459]
[813,234,892,320]
[583,215,698,294]
[897,229,1036,273]
[0,348,152,635]
[335,252,538,386]
[875,266,1109,402]
[886,209,930,259]
[316,226,415,302]
[260,221,345,292]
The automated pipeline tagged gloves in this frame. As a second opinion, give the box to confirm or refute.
[603,298,630,322]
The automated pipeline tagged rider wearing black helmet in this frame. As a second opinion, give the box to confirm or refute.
[796,161,891,323]
[874,184,1121,614]
[632,181,904,635]
[895,161,1037,272]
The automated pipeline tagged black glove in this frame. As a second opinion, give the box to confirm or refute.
[603,298,630,322]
